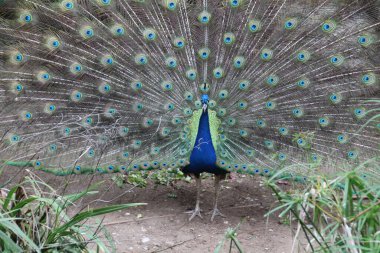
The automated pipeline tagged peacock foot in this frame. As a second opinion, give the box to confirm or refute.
[185,207,203,221]
[209,208,226,222]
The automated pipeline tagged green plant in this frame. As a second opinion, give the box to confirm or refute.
[266,161,380,253]
[151,168,187,185]
[214,221,244,253]
[112,168,190,188]
[0,173,145,252]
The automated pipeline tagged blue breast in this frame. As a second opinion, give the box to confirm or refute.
[182,110,226,175]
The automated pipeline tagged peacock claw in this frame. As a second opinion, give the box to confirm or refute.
[209,208,226,222]
[186,207,203,221]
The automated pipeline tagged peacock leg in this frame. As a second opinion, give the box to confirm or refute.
[186,175,203,221]
[209,174,226,222]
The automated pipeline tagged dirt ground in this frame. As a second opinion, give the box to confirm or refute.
[1,171,305,253]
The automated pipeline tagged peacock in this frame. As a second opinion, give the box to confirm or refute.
[0,0,379,222]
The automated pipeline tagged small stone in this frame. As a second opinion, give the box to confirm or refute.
[125,212,130,216]
[224,221,229,224]
[165,241,174,246]
[137,213,143,219]
[141,237,150,244]
[268,229,273,232]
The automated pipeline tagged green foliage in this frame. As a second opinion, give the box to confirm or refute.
[266,164,380,253]
[151,168,187,186]
[0,175,145,253]
[127,171,148,187]
[112,168,190,188]
[111,171,156,188]
[111,174,128,188]
[214,221,244,253]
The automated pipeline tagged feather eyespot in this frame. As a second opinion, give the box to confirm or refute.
[248,19,262,33]
[322,20,337,33]
[198,11,211,24]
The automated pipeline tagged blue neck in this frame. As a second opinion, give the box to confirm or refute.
[182,109,225,175]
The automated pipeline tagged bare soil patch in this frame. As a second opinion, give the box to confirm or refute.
[1,171,301,253]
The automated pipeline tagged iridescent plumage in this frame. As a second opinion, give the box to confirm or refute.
[0,0,379,219]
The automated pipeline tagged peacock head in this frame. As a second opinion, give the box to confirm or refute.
[201,94,209,112]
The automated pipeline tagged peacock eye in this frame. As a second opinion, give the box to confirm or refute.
[80,26,94,39]
[64,1,74,10]
[143,28,157,41]
[357,34,373,47]
[135,54,148,65]
[248,19,262,33]
[223,32,236,45]
[261,48,273,61]
[322,20,337,33]
[15,53,23,62]
[198,11,211,24]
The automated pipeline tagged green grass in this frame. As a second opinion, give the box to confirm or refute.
[0,173,145,253]
[266,162,380,253]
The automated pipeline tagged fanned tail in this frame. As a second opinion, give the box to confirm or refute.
[0,0,379,180]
